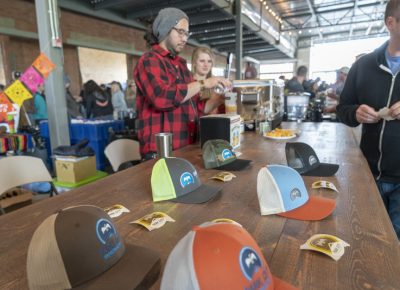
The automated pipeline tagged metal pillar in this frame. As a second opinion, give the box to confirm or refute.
[35,0,70,148]
[235,0,243,80]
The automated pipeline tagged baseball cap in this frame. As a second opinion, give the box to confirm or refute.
[160,222,298,290]
[202,139,251,171]
[257,165,336,220]
[338,66,350,75]
[151,157,221,203]
[285,142,339,177]
[27,205,160,290]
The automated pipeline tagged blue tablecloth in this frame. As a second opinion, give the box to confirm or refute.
[40,120,124,170]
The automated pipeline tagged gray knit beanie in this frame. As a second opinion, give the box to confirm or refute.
[152,8,189,42]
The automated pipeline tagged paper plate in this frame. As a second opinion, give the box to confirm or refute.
[264,134,297,140]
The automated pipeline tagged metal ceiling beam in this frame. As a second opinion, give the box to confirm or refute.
[190,20,236,32]
[282,1,383,20]
[195,29,253,41]
[305,0,322,38]
[188,10,231,24]
[59,0,146,30]
[93,0,134,10]
[282,18,382,32]
[214,42,272,51]
[126,0,210,19]
[209,36,260,46]
[349,0,360,37]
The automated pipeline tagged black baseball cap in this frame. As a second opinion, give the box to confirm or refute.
[27,205,160,290]
[285,142,339,177]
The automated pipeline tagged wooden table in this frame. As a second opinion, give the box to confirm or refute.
[1,122,399,290]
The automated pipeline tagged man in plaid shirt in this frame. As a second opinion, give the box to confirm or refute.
[134,8,231,159]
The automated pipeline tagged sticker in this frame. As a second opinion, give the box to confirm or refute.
[4,80,33,106]
[104,204,130,218]
[300,234,350,261]
[32,52,56,78]
[19,66,44,93]
[378,107,395,121]
[130,212,175,231]
[209,171,236,182]
[312,181,339,192]
[239,247,263,280]
[221,149,234,160]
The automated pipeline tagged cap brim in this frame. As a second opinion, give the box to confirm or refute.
[300,163,339,177]
[216,159,252,171]
[74,244,160,290]
[273,275,299,290]
[277,196,336,221]
[171,184,221,204]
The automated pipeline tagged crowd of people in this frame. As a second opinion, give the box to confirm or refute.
[0,75,137,125]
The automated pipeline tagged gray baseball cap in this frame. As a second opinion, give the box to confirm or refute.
[152,8,188,42]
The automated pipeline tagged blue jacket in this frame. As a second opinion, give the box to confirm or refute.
[32,93,48,121]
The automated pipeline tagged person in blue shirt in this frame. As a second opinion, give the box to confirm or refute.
[32,83,48,124]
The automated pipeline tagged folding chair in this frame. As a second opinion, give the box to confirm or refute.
[104,139,141,172]
[0,156,58,214]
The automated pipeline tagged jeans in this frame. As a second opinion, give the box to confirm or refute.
[376,181,400,239]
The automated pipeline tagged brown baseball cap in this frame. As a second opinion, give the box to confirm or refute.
[27,205,160,290]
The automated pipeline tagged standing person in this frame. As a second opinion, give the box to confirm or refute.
[134,7,231,159]
[64,74,82,119]
[125,80,137,110]
[244,62,258,79]
[337,0,400,239]
[191,47,225,115]
[324,67,349,114]
[110,81,128,118]
[32,83,48,124]
[285,65,308,94]
[82,80,113,119]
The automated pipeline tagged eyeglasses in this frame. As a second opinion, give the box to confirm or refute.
[171,27,192,39]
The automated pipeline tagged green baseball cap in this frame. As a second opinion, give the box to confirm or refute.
[151,157,221,203]
[202,139,251,171]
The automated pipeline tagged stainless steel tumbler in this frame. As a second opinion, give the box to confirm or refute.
[155,133,173,158]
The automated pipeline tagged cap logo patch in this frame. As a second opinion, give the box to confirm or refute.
[180,172,194,188]
[290,188,302,201]
[239,247,262,280]
[96,218,122,260]
[309,155,317,166]
[221,149,233,160]
[96,219,116,244]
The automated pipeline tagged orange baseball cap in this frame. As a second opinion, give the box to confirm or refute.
[160,222,298,290]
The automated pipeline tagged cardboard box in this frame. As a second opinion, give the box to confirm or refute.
[200,114,241,149]
[55,156,97,184]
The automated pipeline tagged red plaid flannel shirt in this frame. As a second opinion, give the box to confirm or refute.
[134,44,204,156]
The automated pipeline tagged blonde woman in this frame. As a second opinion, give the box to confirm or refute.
[191,47,225,115]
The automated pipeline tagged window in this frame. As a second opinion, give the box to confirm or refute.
[260,62,294,81]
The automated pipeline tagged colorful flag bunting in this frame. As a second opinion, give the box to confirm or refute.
[19,66,44,94]
[32,53,56,78]
[4,80,33,107]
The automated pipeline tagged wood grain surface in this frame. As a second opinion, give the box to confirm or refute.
[0,122,399,290]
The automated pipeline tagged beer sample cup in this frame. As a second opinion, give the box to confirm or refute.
[225,92,237,115]
[155,133,173,158]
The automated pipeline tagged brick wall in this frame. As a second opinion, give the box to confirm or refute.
[0,0,229,96]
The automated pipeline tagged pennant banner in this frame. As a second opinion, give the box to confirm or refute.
[4,80,33,107]
[32,53,56,78]
[19,66,44,94]
[0,92,15,122]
